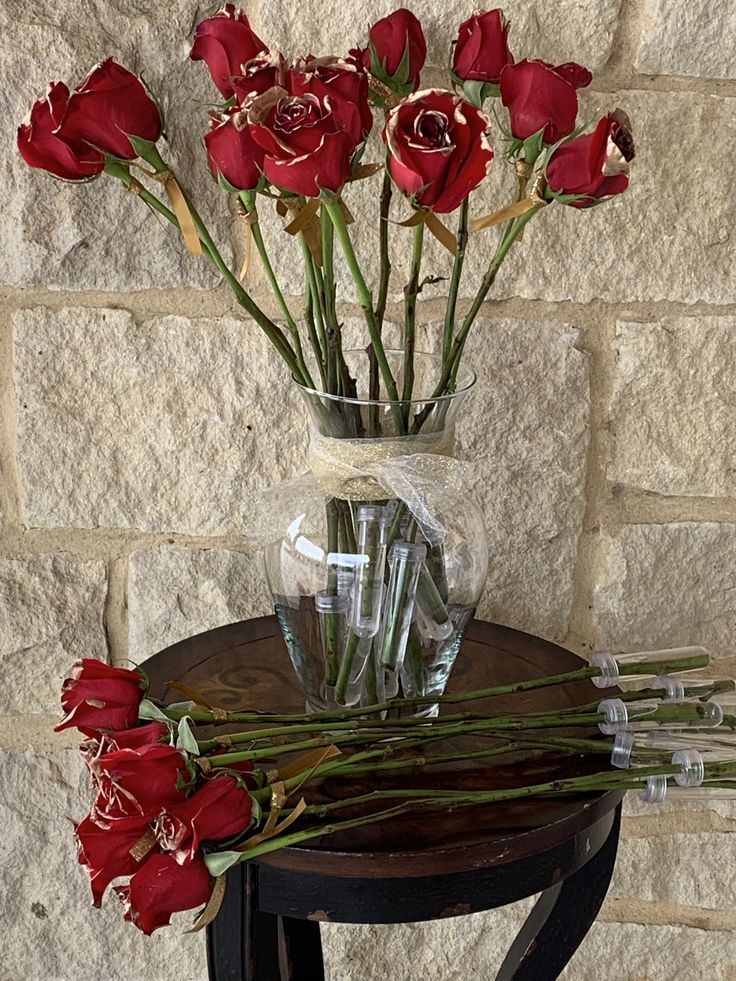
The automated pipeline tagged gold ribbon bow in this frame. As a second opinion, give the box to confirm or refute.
[470,175,548,233]
[399,209,458,255]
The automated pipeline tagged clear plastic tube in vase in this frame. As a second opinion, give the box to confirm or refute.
[378,540,427,685]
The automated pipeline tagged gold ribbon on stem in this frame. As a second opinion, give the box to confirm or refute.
[399,209,457,255]
[187,875,227,933]
[237,202,258,282]
[349,162,384,182]
[471,175,548,233]
[151,169,202,256]
[276,197,323,264]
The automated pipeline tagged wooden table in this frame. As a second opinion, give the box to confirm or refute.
[143,617,622,981]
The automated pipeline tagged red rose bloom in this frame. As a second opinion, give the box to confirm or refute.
[57,59,162,160]
[56,658,145,738]
[190,4,267,99]
[452,9,513,85]
[287,57,373,143]
[17,82,104,181]
[205,107,265,191]
[115,852,213,935]
[90,744,189,826]
[154,774,255,864]
[364,8,426,93]
[384,89,493,213]
[80,722,171,771]
[546,110,634,207]
[231,50,285,103]
[247,83,364,196]
[500,58,592,144]
[76,812,154,907]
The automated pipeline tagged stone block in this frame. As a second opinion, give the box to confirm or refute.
[0,554,107,715]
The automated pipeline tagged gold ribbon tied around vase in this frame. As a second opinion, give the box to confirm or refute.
[306,426,471,546]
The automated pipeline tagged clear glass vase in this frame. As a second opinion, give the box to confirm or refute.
[264,350,488,716]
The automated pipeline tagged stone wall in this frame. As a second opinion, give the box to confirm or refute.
[1,1,735,978]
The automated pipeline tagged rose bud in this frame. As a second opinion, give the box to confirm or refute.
[17,82,105,181]
[247,86,362,197]
[76,812,155,907]
[205,107,265,191]
[500,58,592,144]
[287,57,373,144]
[363,8,427,96]
[383,88,494,213]
[115,852,213,935]
[452,9,513,87]
[56,59,162,160]
[231,50,284,103]
[55,658,145,738]
[154,773,255,864]
[190,3,267,99]
[546,110,634,207]
[90,744,189,826]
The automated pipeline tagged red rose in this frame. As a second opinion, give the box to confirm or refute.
[205,107,265,191]
[546,110,634,207]
[384,89,494,213]
[287,57,373,144]
[190,4,267,99]
[80,722,171,772]
[247,85,363,196]
[231,50,284,103]
[56,59,161,160]
[154,774,255,864]
[76,813,153,907]
[55,659,145,738]
[500,58,592,144]
[114,852,213,935]
[364,8,426,94]
[17,83,104,181]
[452,10,513,86]
[91,744,189,826]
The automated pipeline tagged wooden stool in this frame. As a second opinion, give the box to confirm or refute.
[144,617,622,981]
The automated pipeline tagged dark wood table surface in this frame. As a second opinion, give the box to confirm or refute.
[144,616,622,981]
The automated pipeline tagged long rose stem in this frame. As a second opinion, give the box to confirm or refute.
[442,198,469,364]
[324,197,405,432]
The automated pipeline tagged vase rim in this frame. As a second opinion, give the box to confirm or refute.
[293,349,477,407]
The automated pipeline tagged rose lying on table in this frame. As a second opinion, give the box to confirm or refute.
[57,648,736,935]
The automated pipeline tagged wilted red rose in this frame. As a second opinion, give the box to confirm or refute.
[364,8,426,93]
[384,88,493,213]
[190,3,267,98]
[546,110,634,207]
[80,722,171,771]
[57,59,162,160]
[17,82,105,181]
[287,57,373,143]
[76,812,154,907]
[500,58,592,144]
[91,744,189,826]
[247,83,364,196]
[205,107,265,190]
[154,774,255,864]
[231,50,284,103]
[56,659,145,738]
[115,852,213,935]
[452,9,513,86]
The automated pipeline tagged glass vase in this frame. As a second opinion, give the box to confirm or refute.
[264,350,488,716]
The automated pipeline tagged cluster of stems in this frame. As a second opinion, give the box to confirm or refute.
[155,651,736,864]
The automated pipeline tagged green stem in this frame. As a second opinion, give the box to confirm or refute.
[240,192,313,388]
[324,198,404,432]
[370,169,393,435]
[402,222,424,424]
[412,208,539,434]
[442,198,469,365]
[134,148,306,383]
[300,236,330,386]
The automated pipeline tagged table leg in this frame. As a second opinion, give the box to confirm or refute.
[206,863,325,981]
[494,804,621,981]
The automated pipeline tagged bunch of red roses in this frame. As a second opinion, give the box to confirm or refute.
[18,4,633,213]
[57,659,256,934]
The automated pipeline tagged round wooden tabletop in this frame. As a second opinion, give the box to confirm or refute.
[144,616,622,881]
